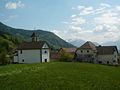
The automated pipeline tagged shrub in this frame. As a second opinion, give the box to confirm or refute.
[59,50,74,62]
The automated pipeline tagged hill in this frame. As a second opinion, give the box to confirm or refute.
[68,39,85,47]
[0,62,120,90]
[0,22,75,49]
[69,39,99,47]
[0,31,22,64]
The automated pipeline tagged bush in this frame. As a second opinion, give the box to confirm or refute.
[59,50,74,62]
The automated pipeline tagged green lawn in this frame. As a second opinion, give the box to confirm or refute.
[0,62,120,90]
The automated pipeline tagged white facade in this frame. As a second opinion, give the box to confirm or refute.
[96,51,118,65]
[76,49,118,65]
[14,43,50,63]
[76,49,96,63]
[75,41,119,65]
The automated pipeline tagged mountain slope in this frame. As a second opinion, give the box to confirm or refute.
[102,41,120,50]
[69,39,99,47]
[0,22,75,49]
[69,39,85,47]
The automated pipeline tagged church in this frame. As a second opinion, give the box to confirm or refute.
[14,33,50,63]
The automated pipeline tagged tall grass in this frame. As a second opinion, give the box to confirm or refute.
[0,62,120,90]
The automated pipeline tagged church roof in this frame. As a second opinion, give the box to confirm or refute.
[78,41,97,51]
[96,46,118,55]
[17,41,48,50]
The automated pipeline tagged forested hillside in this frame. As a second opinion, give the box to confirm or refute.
[0,22,75,49]
[0,31,22,64]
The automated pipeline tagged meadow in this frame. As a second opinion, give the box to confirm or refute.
[0,62,120,90]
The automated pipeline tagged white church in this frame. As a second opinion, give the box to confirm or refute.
[14,33,50,63]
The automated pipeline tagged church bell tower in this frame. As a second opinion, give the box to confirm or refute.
[31,32,39,42]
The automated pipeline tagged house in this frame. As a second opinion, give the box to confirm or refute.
[75,41,119,65]
[50,48,77,61]
[14,33,50,63]
[50,51,61,61]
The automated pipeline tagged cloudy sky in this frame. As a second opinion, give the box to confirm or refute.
[0,0,120,44]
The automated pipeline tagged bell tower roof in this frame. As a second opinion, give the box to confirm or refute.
[31,32,39,42]
[31,32,38,37]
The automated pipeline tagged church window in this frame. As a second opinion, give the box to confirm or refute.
[22,59,24,62]
[20,50,22,54]
[44,51,47,54]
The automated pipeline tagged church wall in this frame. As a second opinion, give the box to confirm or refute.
[18,49,41,63]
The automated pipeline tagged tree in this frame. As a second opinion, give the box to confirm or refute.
[59,50,74,62]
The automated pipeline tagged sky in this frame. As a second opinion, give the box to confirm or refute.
[0,0,120,44]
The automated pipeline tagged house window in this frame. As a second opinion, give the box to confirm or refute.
[107,61,109,64]
[20,50,22,54]
[22,59,24,62]
[45,59,47,62]
[44,51,47,54]
[87,50,89,53]
[88,55,91,58]
[98,61,102,64]
[81,50,83,53]
[113,60,116,63]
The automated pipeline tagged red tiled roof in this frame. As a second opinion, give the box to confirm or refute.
[17,41,47,50]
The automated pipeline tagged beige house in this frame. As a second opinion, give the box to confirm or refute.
[14,33,50,63]
[75,41,119,65]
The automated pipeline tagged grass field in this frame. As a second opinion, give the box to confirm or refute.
[0,62,120,90]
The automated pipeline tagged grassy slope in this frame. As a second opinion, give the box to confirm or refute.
[0,62,120,90]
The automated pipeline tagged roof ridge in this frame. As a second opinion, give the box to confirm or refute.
[79,41,96,51]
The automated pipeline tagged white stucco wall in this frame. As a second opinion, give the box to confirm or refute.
[76,49,95,55]
[13,43,50,63]
[97,51,118,65]
[18,49,41,63]
[76,49,118,65]
[14,49,50,63]
[14,56,18,62]
[42,49,50,62]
